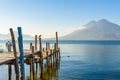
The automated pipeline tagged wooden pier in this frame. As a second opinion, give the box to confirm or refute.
[0,27,60,80]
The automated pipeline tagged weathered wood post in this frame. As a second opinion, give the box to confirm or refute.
[30,43,32,51]
[50,49,53,69]
[31,46,35,80]
[58,48,61,63]
[30,43,32,80]
[51,49,54,67]
[52,50,55,66]
[46,42,51,68]
[30,43,35,80]
[30,61,32,80]
[46,42,48,59]
[55,62,59,80]
[8,64,12,80]
[54,43,57,63]
[48,42,50,50]
[48,43,52,67]
[55,32,60,64]
[39,51,43,79]
[52,43,56,67]
[46,51,49,66]
[39,35,42,51]
[56,32,58,49]
[35,62,38,80]
[35,35,37,50]
[10,28,19,80]
[18,27,25,80]
[56,32,60,63]
[34,35,38,78]
[39,35,43,79]
[46,42,48,51]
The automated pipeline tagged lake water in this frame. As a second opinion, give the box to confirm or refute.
[1,40,120,80]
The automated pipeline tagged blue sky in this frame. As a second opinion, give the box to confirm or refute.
[0,0,120,38]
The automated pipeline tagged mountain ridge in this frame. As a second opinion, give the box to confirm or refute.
[60,19,120,40]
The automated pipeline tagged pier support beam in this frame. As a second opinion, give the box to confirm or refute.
[8,64,12,80]
[35,35,37,50]
[56,32,58,49]
[39,35,42,51]
[30,43,35,80]
[18,27,25,80]
[10,28,20,80]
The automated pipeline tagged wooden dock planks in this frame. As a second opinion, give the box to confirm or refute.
[0,49,60,65]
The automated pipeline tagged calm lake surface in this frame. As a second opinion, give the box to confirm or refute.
[1,40,120,80]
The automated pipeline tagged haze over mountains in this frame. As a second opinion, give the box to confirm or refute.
[0,19,120,40]
[60,19,120,40]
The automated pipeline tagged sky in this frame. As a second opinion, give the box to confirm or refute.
[0,0,120,38]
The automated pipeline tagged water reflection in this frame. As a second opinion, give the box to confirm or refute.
[26,59,60,80]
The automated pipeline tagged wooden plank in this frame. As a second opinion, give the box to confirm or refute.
[0,49,57,65]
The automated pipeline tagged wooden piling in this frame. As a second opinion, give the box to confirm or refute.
[46,42,48,51]
[8,64,12,80]
[58,48,61,62]
[30,43,32,51]
[46,42,50,64]
[18,27,25,80]
[53,49,55,65]
[38,35,43,79]
[46,51,49,67]
[10,28,19,80]
[30,61,32,80]
[54,43,57,63]
[31,46,35,80]
[30,44,32,80]
[56,32,60,64]
[35,63,38,80]
[50,50,53,69]
[39,51,43,79]
[35,35,37,50]
[39,35,42,51]
[56,32,58,49]
[30,44,35,80]
[48,42,50,50]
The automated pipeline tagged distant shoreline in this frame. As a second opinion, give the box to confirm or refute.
[1,40,120,45]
